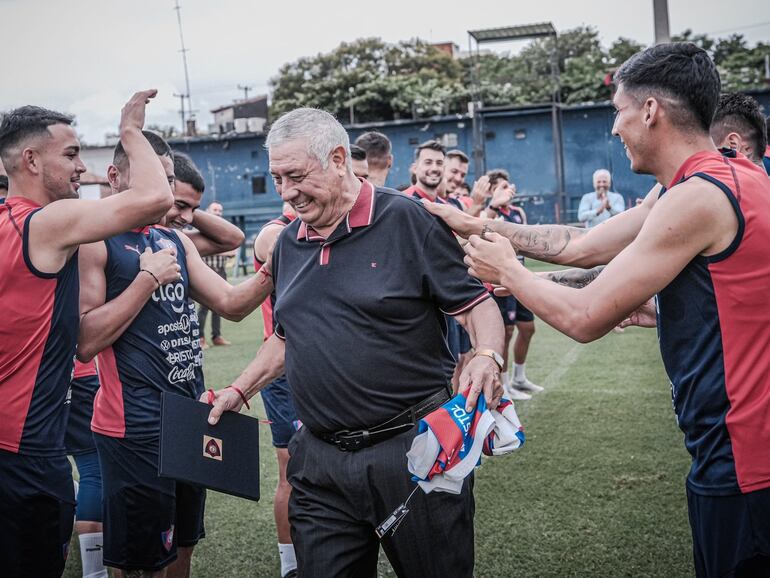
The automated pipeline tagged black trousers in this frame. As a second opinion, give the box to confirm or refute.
[198,267,226,338]
[287,426,475,578]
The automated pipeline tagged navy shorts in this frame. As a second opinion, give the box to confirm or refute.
[66,375,99,455]
[0,450,75,578]
[446,316,472,359]
[94,433,206,572]
[687,486,770,577]
[493,295,534,325]
[261,375,299,449]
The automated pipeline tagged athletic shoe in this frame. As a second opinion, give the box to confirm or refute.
[283,570,298,578]
[503,383,532,401]
[511,377,544,393]
[212,336,232,346]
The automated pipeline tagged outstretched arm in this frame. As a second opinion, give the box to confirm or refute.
[424,184,662,268]
[182,233,273,321]
[460,178,735,343]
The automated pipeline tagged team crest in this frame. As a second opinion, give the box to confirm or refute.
[203,435,223,461]
[157,239,177,252]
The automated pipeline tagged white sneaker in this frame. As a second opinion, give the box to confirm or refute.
[504,382,532,400]
[511,377,544,393]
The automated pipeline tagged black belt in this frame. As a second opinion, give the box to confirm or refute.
[318,385,452,452]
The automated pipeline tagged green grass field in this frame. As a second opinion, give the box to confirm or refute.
[64,265,694,577]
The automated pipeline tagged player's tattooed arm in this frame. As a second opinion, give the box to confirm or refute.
[540,266,605,288]
[487,221,588,261]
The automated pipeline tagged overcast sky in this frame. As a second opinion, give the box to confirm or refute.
[2,0,768,144]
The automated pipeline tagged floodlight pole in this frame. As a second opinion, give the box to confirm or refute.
[467,23,566,221]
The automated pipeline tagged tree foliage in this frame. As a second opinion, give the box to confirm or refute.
[269,28,770,123]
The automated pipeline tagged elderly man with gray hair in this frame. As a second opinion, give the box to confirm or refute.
[205,107,504,577]
[577,169,626,228]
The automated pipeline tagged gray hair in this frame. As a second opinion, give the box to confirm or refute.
[593,168,611,183]
[265,108,352,171]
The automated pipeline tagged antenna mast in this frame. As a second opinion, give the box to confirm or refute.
[173,0,193,134]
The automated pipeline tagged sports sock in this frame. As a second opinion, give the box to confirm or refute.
[79,532,107,578]
[514,363,526,382]
[279,543,297,577]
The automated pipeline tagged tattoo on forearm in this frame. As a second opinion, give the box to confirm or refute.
[544,266,605,288]
[489,222,587,260]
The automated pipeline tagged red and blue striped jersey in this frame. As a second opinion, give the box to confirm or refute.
[0,197,79,456]
[658,150,770,496]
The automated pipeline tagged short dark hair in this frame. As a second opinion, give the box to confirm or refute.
[414,140,445,161]
[614,42,720,133]
[486,169,510,188]
[354,131,391,168]
[446,149,469,164]
[113,130,171,171]
[0,106,74,167]
[711,92,767,162]
[0,175,8,191]
[349,144,367,161]
[172,151,205,193]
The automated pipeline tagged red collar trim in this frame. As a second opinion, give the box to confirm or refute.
[132,225,152,234]
[297,179,376,241]
[405,185,444,204]
[667,150,723,190]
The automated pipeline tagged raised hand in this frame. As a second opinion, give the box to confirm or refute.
[120,89,158,134]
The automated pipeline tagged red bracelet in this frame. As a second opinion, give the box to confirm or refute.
[227,385,250,409]
[206,389,215,405]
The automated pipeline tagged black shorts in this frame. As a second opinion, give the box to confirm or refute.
[687,486,770,577]
[493,295,534,326]
[65,374,99,455]
[0,450,75,578]
[94,433,206,572]
[261,375,299,448]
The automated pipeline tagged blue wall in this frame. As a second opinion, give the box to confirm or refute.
[170,88,770,238]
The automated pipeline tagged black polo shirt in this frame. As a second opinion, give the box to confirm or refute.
[272,180,490,434]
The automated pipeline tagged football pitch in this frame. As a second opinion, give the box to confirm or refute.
[65,265,694,577]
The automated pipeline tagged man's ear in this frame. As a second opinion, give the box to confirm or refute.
[330,146,347,175]
[21,147,41,175]
[387,154,393,169]
[107,164,122,192]
[643,97,661,128]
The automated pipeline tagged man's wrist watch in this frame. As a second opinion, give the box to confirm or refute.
[474,349,504,371]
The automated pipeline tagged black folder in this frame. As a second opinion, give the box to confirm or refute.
[159,392,260,501]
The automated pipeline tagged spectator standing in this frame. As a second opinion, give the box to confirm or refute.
[577,169,625,228]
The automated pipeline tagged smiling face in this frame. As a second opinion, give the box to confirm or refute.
[269,139,349,230]
[444,156,468,194]
[593,173,611,195]
[164,179,202,229]
[414,148,445,192]
[37,124,87,201]
[611,84,653,175]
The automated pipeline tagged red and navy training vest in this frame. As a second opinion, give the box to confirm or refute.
[657,150,770,496]
[0,197,79,456]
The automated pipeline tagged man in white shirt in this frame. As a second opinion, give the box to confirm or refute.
[577,169,625,228]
